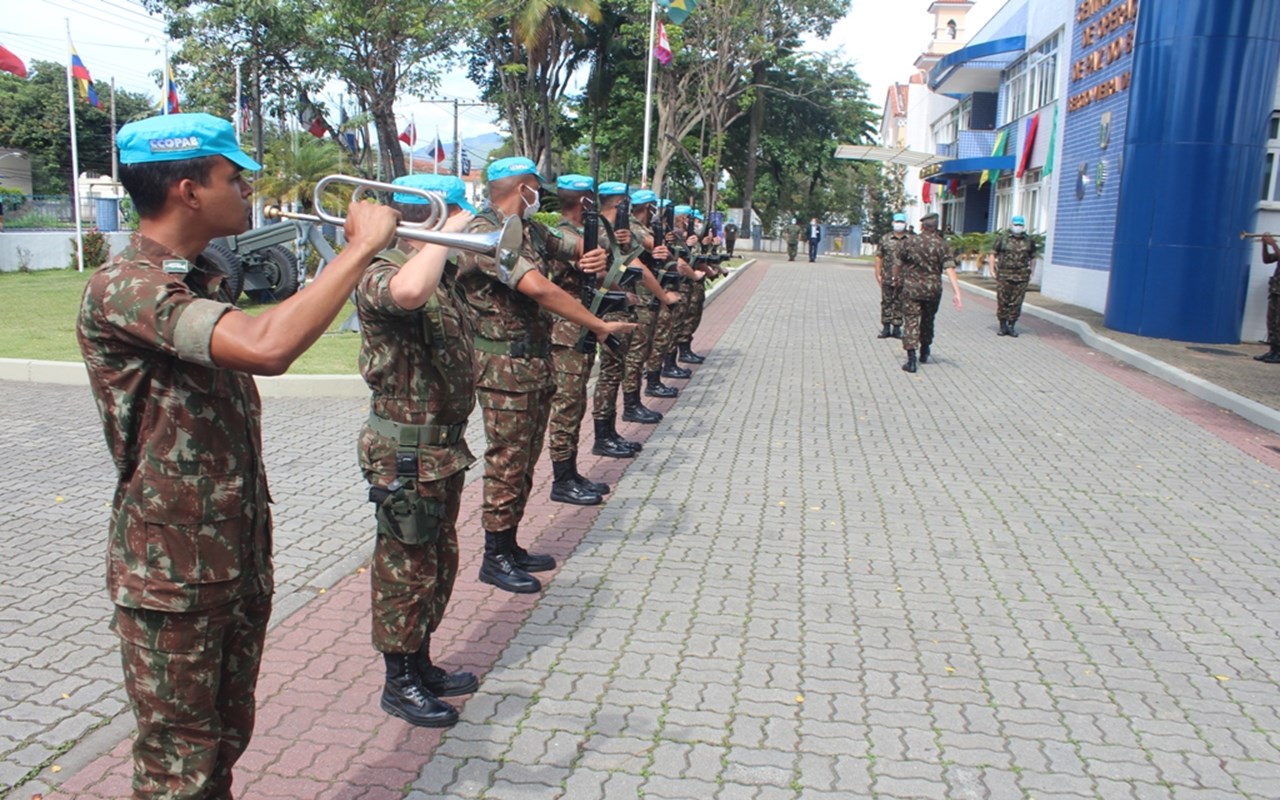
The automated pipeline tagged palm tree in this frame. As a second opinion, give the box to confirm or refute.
[255,135,350,213]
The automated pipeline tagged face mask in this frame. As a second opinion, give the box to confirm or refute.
[1012,224,1025,235]
[521,185,541,220]
[892,222,906,233]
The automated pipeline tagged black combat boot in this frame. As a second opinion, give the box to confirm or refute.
[622,390,663,424]
[877,324,892,339]
[509,528,556,573]
[903,349,918,373]
[678,341,706,364]
[607,417,642,454]
[891,324,902,338]
[998,320,1009,336]
[1255,346,1280,363]
[550,459,602,506]
[415,636,479,698]
[1007,321,1019,337]
[478,530,541,593]
[645,370,679,398]
[919,344,931,363]
[592,417,637,459]
[380,653,459,728]
[662,351,692,379]
[569,455,610,495]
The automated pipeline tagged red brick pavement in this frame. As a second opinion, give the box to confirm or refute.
[45,264,770,800]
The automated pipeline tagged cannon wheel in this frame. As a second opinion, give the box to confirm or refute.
[202,241,245,302]
[248,245,301,303]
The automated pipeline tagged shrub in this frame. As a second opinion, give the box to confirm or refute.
[70,227,111,270]
[0,187,25,214]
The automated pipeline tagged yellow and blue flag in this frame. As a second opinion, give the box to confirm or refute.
[70,46,100,108]
[658,0,697,25]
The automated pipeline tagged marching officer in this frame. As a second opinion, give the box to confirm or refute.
[898,212,963,373]
[783,218,801,261]
[875,211,910,339]
[989,214,1037,337]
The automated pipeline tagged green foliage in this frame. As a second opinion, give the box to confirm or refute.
[70,228,111,270]
[5,211,70,230]
[0,187,25,213]
[948,231,998,257]
[255,135,352,212]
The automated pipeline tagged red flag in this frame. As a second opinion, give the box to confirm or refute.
[922,181,931,203]
[654,21,673,66]
[166,74,181,114]
[431,136,445,164]
[398,122,416,146]
[1016,113,1039,178]
[0,44,26,78]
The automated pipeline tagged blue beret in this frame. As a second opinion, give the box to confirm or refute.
[657,198,672,208]
[486,156,545,184]
[892,212,907,222]
[392,174,476,213]
[598,181,628,197]
[630,189,657,205]
[1011,215,1026,225]
[556,174,594,192]
[117,113,260,171]
[692,210,704,220]
[673,204,692,216]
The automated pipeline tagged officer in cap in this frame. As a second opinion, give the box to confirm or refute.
[621,188,680,426]
[897,211,962,373]
[989,214,1037,337]
[874,212,911,339]
[77,112,400,797]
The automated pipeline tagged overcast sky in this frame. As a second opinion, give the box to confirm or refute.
[2,0,1003,142]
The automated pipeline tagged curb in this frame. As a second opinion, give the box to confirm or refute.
[959,281,1280,436]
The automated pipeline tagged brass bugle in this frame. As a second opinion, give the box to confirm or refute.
[313,175,449,230]
[1241,231,1278,240]
[263,204,524,264]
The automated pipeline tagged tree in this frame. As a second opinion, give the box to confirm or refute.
[0,61,153,194]
[254,132,352,212]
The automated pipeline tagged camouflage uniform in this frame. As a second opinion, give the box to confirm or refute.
[592,220,641,420]
[992,232,1037,323]
[1267,265,1280,347]
[783,223,801,261]
[546,220,596,462]
[356,242,477,655]
[877,231,911,327]
[623,221,661,394]
[899,229,956,351]
[457,211,576,532]
[77,233,273,800]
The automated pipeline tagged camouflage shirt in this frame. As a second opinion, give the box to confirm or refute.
[77,233,272,613]
[878,231,913,285]
[783,224,801,244]
[993,232,1037,279]
[356,240,478,483]
[900,229,957,300]
[548,219,593,348]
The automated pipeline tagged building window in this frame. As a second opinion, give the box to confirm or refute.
[1262,113,1280,204]
[994,177,1013,230]
[1002,32,1061,125]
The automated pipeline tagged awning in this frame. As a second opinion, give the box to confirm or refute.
[928,36,1025,94]
[920,155,1016,183]
[832,144,945,168]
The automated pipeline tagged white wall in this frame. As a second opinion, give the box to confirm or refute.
[0,231,133,272]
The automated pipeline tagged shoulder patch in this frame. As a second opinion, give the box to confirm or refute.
[162,259,191,274]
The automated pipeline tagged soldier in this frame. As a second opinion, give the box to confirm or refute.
[723,219,739,257]
[621,189,680,425]
[545,174,615,500]
[456,157,632,594]
[676,209,720,366]
[875,211,910,339]
[989,214,1038,337]
[783,218,801,261]
[355,174,484,729]
[898,212,963,373]
[643,199,695,400]
[77,113,399,798]
[1256,233,1280,363]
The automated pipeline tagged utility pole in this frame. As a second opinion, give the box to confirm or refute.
[421,98,487,175]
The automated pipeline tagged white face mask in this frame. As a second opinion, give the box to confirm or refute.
[1012,224,1026,235]
[520,184,541,220]
[892,222,906,233]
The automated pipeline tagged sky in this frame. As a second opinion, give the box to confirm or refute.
[2,0,1005,147]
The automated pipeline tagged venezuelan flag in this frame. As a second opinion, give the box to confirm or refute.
[658,0,697,25]
[70,47,100,108]
[166,73,181,114]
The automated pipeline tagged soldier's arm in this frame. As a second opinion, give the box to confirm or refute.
[946,266,963,310]
[210,201,397,375]
[388,211,473,309]
[515,270,637,341]
[1264,235,1280,264]
[874,252,884,284]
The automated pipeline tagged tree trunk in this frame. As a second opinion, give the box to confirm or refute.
[372,100,405,178]
[740,62,766,231]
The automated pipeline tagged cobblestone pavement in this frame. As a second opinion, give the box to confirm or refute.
[11,257,1280,799]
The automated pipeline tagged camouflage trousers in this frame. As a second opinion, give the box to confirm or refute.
[114,592,271,800]
[478,385,552,532]
[547,344,594,462]
[647,297,681,371]
[996,276,1029,322]
[370,470,464,654]
[623,301,658,393]
[1265,290,1279,346]
[787,242,798,261]
[593,309,635,419]
[880,280,903,326]
[902,292,941,351]
[676,279,707,344]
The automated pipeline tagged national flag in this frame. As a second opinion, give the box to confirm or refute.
[922,181,931,203]
[1042,103,1059,177]
[460,152,471,176]
[1016,113,1039,178]
[657,0,697,25]
[979,128,1009,187]
[70,47,100,108]
[337,106,358,154]
[654,21,673,66]
[398,122,416,146]
[430,135,446,164]
[239,93,252,133]
[0,44,27,78]
[165,67,181,114]
[300,103,326,138]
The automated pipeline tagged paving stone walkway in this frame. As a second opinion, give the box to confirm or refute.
[5,256,1280,799]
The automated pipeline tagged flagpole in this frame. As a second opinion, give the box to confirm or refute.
[162,42,169,115]
[640,0,658,188]
[65,19,85,273]
[234,63,242,145]
[110,77,118,183]
[434,125,440,175]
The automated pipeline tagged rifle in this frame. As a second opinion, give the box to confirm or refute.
[574,194,624,355]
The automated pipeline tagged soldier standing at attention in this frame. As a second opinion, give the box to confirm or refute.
[875,212,910,339]
[456,157,633,594]
[723,219,739,257]
[898,212,963,373]
[355,174,483,729]
[77,113,399,798]
[783,218,801,261]
[545,174,614,501]
[1255,233,1280,363]
[621,189,680,425]
[989,214,1037,337]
